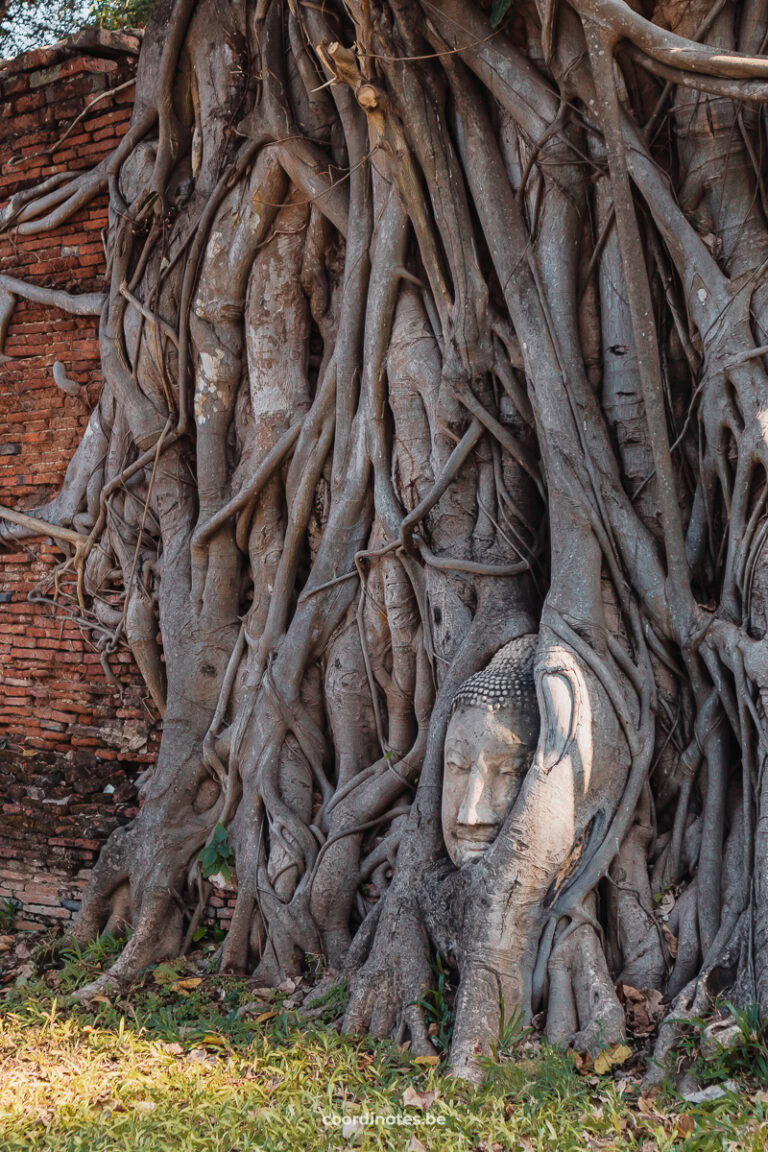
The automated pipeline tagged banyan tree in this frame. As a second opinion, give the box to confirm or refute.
[3,0,768,1082]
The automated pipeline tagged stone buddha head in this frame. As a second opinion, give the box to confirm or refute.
[442,634,539,867]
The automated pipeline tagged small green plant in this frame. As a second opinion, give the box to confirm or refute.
[304,979,349,1022]
[31,929,64,967]
[690,1002,768,1086]
[86,0,157,32]
[191,923,227,948]
[492,997,530,1062]
[303,952,326,982]
[0,897,20,932]
[197,824,234,884]
[412,952,455,1053]
[53,932,126,989]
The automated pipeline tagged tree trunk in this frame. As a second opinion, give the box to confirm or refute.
[4,0,768,1085]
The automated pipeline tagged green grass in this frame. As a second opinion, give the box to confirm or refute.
[0,937,767,1151]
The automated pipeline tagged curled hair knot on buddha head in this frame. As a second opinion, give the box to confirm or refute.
[450,633,538,717]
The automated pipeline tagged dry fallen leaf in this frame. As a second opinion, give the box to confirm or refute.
[237,1000,269,1018]
[619,984,665,1037]
[677,1114,695,1136]
[569,1048,594,1074]
[593,1043,632,1075]
[152,963,182,985]
[408,1137,427,1152]
[402,1085,437,1110]
[662,924,678,958]
[657,892,675,919]
[620,985,642,1002]
[170,977,202,994]
[201,1033,227,1047]
[700,232,722,257]
[412,1054,440,1066]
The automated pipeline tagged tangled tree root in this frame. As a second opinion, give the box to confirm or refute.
[2,0,768,1082]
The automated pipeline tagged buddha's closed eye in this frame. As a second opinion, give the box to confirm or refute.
[446,759,470,773]
[481,751,529,773]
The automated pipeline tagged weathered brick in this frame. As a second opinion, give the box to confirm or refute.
[29,56,118,90]
[0,40,170,931]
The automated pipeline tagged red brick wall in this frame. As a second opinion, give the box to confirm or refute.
[0,33,161,930]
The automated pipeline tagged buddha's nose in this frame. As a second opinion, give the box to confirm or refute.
[456,766,497,828]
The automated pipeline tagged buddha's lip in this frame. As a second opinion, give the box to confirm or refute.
[456,842,491,864]
[456,826,499,840]
[455,831,497,847]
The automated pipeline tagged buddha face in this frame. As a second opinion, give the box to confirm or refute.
[442,699,539,867]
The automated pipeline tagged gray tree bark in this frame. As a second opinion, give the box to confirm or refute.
[3,0,768,1084]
